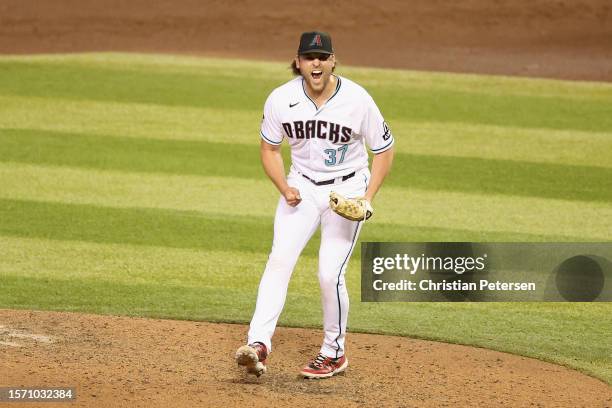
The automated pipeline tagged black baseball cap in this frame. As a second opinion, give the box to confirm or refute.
[297,31,333,55]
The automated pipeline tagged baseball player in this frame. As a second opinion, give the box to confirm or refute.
[236,31,394,379]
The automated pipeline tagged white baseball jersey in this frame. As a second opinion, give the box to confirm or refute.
[260,75,394,182]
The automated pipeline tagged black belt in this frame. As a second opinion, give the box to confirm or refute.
[302,172,356,186]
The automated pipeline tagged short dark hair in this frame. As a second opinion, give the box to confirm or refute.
[289,58,336,76]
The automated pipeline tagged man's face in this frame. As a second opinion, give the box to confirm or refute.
[296,53,336,94]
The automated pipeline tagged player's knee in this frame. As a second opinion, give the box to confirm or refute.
[267,253,298,273]
[318,272,345,291]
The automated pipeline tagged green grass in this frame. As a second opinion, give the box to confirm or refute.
[1,128,611,202]
[0,53,611,383]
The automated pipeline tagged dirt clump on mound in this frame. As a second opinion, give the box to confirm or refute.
[0,0,611,81]
[1,310,610,407]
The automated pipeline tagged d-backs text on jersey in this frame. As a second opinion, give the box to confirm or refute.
[282,120,352,143]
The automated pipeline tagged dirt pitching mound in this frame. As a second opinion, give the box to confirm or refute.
[1,310,610,407]
[1,0,611,81]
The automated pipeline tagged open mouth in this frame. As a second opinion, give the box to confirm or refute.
[311,70,323,80]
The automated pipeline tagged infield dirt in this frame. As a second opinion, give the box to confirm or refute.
[1,1,611,407]
[0,0,611,81]
[1,310,611,407]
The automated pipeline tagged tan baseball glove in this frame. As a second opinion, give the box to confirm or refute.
[329,192,374,221]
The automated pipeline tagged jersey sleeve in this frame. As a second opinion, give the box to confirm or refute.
[361,93,394,154]
[260,92,283,146]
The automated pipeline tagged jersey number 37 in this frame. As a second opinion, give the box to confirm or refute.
[324,144,348,166]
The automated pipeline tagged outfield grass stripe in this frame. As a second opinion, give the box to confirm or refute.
[0,53,291,83]
[0,236,270,287]
[0,128,266,180]
[0,198,275,254]
[0,274,258,320]
[1,58,611,132]
[343,63,612,101]
[0,203,593,245]
[3,95,612,169]
[4,53,612,101]
[1,163,610,239]
[0,199,585,258]
[0,95,260,144]
[388,153,612,203]
[369,84,612,133]
[0,60,275,112]
[0,163,279,216]
[1,128,610,202]
[392,120,612,169]
[0,235,322,299]
[376,188,612,241]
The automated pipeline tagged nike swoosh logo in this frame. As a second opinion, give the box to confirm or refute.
[289,102,300,108]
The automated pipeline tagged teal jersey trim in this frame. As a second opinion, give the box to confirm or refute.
[371,138,394,154]
[260,131,281,145]
[301,76,342,110]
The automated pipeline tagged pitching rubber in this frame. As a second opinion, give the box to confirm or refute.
[235,345,267,377]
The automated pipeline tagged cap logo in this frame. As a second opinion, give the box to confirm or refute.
[310,34,323,47]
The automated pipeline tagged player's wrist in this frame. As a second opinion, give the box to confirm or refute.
[282,187,300,200]
[279,185,292,196]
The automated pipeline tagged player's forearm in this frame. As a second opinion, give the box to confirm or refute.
[260,143,290,195]
[364,147,394,202]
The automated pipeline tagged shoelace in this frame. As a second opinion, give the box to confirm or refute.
[311,353,331,369]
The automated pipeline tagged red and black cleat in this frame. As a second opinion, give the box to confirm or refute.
[235,342,268,377]
[300,353,348,379]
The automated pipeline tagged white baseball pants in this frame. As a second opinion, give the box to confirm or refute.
[248,168,370,358]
